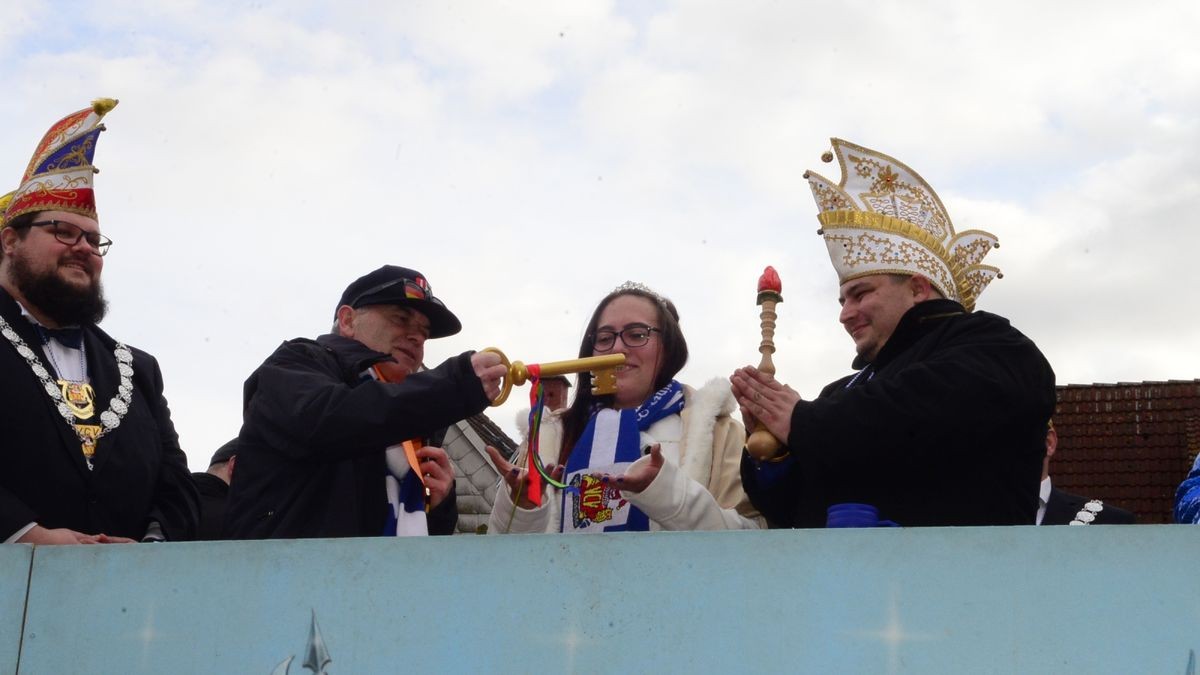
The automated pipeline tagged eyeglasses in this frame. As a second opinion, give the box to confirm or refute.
[591,324,661,352]
[350,277,431,307]
[20,220,113,256]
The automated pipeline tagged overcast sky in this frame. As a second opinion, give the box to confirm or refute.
[3,1,1198,471]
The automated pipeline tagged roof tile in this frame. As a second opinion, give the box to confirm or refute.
[1053,379,1200,524]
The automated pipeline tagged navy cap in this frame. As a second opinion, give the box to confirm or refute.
[335,265,462,339]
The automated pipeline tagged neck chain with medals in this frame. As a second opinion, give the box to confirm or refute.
[41,329,98,432]
[41,332,96,419]
[0,314,134,470]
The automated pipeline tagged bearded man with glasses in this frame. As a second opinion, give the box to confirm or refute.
[0,100,198,545]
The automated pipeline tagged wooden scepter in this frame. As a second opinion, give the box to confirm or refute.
[745,266,784,460]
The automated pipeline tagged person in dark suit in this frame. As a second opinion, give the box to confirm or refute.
[0,99,197,545]
[192,439,237,540]
[1038,423,1135,525]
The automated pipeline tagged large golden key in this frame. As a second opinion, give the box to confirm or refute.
[481,348,625,406]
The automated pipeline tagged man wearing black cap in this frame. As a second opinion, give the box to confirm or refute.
[225,265,505,539]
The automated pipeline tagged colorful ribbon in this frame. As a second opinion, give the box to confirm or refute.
[520,363,569,508]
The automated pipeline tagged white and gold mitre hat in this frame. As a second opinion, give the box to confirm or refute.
[803,138,1001,312]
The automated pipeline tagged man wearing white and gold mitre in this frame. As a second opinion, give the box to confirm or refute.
[731,139,1056,527]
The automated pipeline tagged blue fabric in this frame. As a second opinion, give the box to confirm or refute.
[1174,454,1200,524]
[560,380,685,533]
[383,470,427,536]
[357,366,429,536]
[34,128,104,174]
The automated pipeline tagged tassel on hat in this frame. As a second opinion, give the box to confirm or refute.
[2,98,119,227]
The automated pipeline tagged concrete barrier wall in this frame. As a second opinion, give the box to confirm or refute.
[6,526,1200,674]
[1,546,31,674]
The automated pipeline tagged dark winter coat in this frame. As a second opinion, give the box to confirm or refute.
[225,334,488,539]
[743,299,1056,527]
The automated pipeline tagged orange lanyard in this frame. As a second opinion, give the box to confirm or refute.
[373,364,431,512]
[401,439,430,512]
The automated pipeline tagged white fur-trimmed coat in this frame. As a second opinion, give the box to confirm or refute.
[488,379,764,533]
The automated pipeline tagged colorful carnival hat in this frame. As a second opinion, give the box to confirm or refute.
[0,98,119,228]
[803,138,1001,312]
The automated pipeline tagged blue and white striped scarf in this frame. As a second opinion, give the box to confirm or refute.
[359,367,429,536]
[383,445,428,536]
[559,380,685,533]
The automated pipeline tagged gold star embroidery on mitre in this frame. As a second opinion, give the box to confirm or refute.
[878,166,898,190]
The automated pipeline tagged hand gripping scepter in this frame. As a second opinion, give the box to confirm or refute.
[745,266,784,460]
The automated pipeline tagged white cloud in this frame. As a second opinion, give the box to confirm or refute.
[1,1,1198,468]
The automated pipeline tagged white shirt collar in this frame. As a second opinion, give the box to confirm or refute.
[16,299,87,382]
[1036,477,1053,525]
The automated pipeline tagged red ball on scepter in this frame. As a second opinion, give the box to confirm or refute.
[746,266,784,460]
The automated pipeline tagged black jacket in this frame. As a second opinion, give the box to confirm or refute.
[0,288,198,541]
[225,334,488,539]
[1043,486,1136,525]
[191,472,230,540]
[743,299,1056,527]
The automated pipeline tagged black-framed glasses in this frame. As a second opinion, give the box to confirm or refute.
[591,324,661,352]
[20,220,113,256]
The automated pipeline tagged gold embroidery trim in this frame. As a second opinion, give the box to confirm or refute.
[817,210,1001,311]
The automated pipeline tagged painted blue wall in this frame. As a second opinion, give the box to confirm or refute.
[6,526,1199,674]
[1,545,31,672]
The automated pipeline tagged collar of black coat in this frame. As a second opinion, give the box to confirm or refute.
[190,470,230,497]
[850,297,966,371]
[315,332,397,375]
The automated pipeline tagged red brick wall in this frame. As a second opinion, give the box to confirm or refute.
[1053,380,1200,524]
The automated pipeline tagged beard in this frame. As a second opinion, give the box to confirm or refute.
[10,250,108,326]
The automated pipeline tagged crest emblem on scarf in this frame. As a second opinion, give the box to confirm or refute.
[569,473,628,528]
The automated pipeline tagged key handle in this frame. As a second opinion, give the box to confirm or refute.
[482,348,625,406]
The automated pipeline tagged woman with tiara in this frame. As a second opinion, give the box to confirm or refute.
[487,282,762,533]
